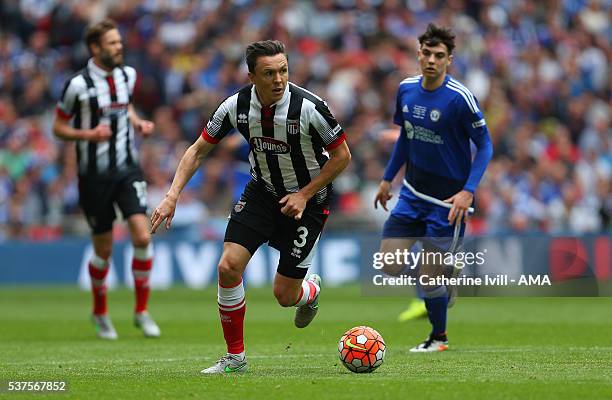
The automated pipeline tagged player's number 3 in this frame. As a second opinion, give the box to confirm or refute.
[294,226,308,248]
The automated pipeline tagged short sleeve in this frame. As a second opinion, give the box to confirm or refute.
[55,78,82,120]
[309,100,345,150]
[123,66,137,96]
[201,98,235,144]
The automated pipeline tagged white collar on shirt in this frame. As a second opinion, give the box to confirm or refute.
[251,83,290,108]
[87,58,115,78]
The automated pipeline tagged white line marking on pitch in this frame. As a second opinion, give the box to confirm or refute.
[2,347,610,366]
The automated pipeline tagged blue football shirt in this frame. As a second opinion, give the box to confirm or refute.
[384,74,492,200]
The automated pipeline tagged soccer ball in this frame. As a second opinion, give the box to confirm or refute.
[338,326,386,373]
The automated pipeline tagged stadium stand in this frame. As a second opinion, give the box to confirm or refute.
[0,0,609,241]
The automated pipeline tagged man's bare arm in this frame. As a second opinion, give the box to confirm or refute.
[150,136,216,232]
[52,117,111,142]
[280,141,351,219]
[128,104,154,136]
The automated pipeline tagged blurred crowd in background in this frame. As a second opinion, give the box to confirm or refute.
[0,0,610,241]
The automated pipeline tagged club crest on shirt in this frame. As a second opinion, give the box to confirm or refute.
[234,200,246,213]
[430,109,441,122]
[250,137,291,154]
[286,119,300,135]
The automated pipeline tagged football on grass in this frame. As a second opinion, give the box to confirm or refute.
[338,326,386,373]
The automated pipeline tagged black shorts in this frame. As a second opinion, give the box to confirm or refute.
[78,168,148,234]
[224,181,330,279]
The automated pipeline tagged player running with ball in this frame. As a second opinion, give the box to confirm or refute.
[151,40,351,373]
[374,24,493,352]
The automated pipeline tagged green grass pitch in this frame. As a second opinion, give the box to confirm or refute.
[0,286,610,399]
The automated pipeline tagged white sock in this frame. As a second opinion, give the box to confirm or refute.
[294,279,320,307]
[228,351,245,360]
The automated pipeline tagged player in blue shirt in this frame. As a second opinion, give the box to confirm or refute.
[374,23,493,352]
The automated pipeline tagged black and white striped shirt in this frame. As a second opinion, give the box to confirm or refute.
[56,59,138,177]
[202,83,346,203]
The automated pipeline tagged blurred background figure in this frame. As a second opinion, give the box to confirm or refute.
[52,18,160,340]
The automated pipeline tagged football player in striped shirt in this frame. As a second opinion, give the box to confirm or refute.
[151,40,351,373]
[53,19,159,340]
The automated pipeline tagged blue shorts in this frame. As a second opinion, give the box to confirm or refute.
[382,192,465,252]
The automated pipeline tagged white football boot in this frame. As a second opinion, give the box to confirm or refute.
[201,354,248,374]
[92,314,118,340]
[409,336,449,353]
[294,274,321,328]
[134,311,161,338]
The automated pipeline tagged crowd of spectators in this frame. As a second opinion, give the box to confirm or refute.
[0,0,609,241]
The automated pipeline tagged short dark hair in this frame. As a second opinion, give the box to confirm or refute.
[245,40,287,73]
[84,19,118,53]
[418,23,456,54]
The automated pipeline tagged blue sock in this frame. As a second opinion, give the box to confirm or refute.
[424,288,448,337]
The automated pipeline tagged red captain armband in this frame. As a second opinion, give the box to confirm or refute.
[325,132,346,151]
[56,107,72,120]
[200,127,220,144]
